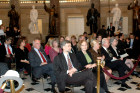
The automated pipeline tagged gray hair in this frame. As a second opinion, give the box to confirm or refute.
[32,37,41,46]
[60,40,71,49]
[110,37,117,44]
[102,38,108,46]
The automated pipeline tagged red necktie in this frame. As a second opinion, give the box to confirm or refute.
[39,50,47,63]
[7,46,11,55]
[67,55,73,70]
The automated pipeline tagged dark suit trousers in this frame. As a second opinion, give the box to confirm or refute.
[0,63,9,76]
[4,57,13,69]
[65,69,95,93]
[33,63,56,83]
[106,60,129,84]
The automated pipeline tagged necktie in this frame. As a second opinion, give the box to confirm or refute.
[7,46,11,55]
[67,55,73,70]
[38,50,47,63]
[107,49,113,57]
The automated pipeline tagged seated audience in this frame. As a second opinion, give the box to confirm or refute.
[83,32,88,40]
[126,33,138,59]
[97,25,107,38]
[89,33,97,42]
[96,34,102,44]
[49,38,62,62]
[109,37,140,77]
[44,37,53,56]
[71,35,78,54]
[76,40,112,93]
[0,37,15,69]
[89,40,112,82]
[101,38,131,89]
[5,27,12,37]
[22,36,32,52]
[15,38,31,76]
[117,33,127,55]
[13,27,21,45]
[53,40,95,93]
[28,38,56,93]
[59,36,65,44]
[65,36,71,41]
[78,35,85,42]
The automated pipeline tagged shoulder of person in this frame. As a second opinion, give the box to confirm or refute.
[76,51,82,54]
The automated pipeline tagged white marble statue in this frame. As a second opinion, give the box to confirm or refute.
[111,4,121,32]
[29,5,39,34]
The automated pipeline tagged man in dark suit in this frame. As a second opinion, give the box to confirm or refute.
[0,37,15,69]
[101,38,131,89]
[97,25,107,38]
[127,33,139,59]
[53,40,94,93]
[107,23,115,36]
[28,38,56,93]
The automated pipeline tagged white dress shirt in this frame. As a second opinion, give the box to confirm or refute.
[4,43,13,55]
[34,48,47,63]
[63,52,76,74]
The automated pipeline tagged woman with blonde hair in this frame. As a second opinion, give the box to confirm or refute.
[89,40,112,82]
[44,37,54,55]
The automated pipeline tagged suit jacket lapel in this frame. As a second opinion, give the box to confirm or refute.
[61,53,68,70]
[32,48,42,63]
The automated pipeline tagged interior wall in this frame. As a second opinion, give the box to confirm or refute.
[0,0,135,43]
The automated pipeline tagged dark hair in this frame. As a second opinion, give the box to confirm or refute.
[71,35,76,40]
[83,32,87,35]
[96,34,102,38]
[102,25,105,28]
[17,38,24,47]
[130,33,134,36]
[6,27,9,30]
[118,33,123,38]
[5,37,12,42]
[59,36,65,39]
[60,40,71,49]
[33,37,41,41]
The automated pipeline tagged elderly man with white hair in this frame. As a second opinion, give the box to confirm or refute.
[101,38,131,89]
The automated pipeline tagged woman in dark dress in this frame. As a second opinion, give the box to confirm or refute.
[15,38,31,75]
[76,40,112,93]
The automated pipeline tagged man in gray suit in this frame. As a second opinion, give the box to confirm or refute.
[28,38,56,93]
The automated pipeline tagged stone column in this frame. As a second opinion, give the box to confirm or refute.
[91,0,101,29]
[50,0,60,35]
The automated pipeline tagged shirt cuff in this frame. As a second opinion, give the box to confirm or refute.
[67,70,69,74]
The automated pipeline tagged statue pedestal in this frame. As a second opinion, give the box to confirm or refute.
[30,31,39,34]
